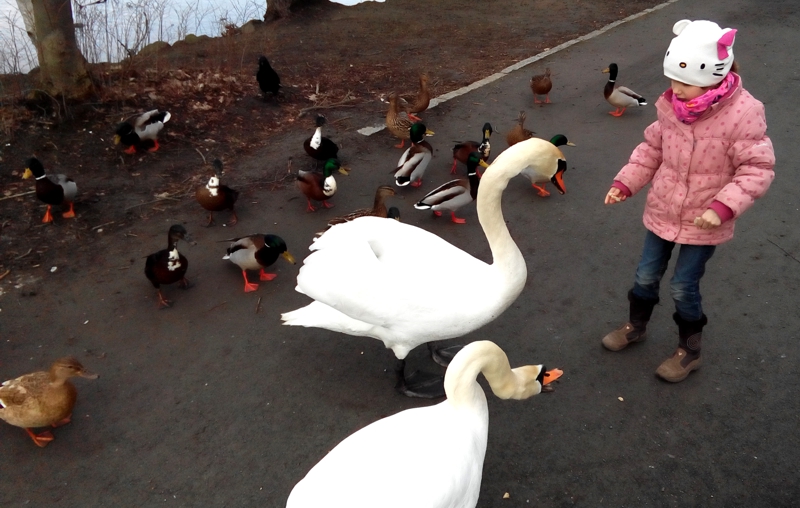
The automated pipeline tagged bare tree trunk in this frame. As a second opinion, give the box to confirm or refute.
[31,0,94,99]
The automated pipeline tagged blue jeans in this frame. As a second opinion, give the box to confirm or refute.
[631,231,716,322]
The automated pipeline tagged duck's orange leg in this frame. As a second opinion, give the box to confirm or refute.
[124,145,137,154]
[450,159,458,174]
[148,140,160,152]
[305,199,316,212]
[259,269,277,281]
[532,183,550,197]
[62,202,75,219]
[609,107,626,117]
[410,180,423,188]
[321,200,334,209]
[41,205,54,223]
[407,113,422,121]
[394,139,406,149]
[450,212,466,224]
[242,271,259,292]
[227,209,238,226]
[433,211,442,217]
[25,428,54,447]
[156,289,172,309]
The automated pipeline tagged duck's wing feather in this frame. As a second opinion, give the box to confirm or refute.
[614,86,644,100]
[415,180,468,209]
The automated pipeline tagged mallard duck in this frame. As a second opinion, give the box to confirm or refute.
[114,109,171,153]
[385,92,416,148]
[451,122,493,175]
[144,224,190,308]
[297,158,339,212]
[0,356,98,447]
[415,151,488,224]
[282,138,561,398]
[256,55,281,98]
[404,73,431,121]
[222,234,296,292]
[506,111,535,147]
[519,134,573,197]
[22,157,77,223]
[286,341,562,508]
[530,68,553,104]
[195,159,239,226]
[393,122,434,188]
[303,114,340,166]
[602,63,647,116]
[327,185,396,226]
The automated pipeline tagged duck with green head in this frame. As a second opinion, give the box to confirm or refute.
[297,158,339,212]
[222,234,296,292]
[393,122,434,188]
[416,151,489,224]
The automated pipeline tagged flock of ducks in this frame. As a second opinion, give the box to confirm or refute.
[8,59,648,507]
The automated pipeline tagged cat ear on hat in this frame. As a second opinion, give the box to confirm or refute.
[672,19,692,35]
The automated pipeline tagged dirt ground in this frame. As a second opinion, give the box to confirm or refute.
[0,0,663,277]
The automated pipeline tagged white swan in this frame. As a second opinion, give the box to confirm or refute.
[281,138,565,397]
[285,340,562,508]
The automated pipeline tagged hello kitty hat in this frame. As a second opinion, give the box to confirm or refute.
[663,20,737,87]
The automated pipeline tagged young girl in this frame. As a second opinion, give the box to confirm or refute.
[602,19,775,382]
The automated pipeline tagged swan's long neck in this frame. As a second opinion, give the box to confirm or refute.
[476,146,527,285]
[445,341,529,409]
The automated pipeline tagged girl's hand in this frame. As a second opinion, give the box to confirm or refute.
[693,209,721,229]
[605,187,626,205]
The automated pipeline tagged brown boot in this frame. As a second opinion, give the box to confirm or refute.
[601,290,658,352]
[655,313,706,382]
[602,322,647,351]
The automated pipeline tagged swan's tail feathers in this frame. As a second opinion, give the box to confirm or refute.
[281,302,375,336]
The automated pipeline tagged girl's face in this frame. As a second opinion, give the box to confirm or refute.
[671,80,710,101]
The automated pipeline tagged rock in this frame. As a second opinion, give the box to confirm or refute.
[138,40,170,57]
[241,19,263,34]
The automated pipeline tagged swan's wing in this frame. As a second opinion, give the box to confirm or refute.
[298,217,488,327]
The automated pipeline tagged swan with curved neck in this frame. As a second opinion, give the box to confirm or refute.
[282,138,564,397]
[286,341,562,508]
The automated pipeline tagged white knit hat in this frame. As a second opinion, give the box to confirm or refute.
[663,20,737,87]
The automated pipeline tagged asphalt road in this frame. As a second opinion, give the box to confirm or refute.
[2,0,798,506]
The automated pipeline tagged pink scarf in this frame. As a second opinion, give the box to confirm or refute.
[671,73,736,124]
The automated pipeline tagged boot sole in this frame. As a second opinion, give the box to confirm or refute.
[656,357,702,382]
[601,334,646,352]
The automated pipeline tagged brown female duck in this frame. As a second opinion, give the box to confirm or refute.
[0,357,98,447]
[404,73,431,121]
[506,111,535,147]
[530,68,553,104]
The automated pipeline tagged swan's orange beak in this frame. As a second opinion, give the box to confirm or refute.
[542,369,564,392]
[543,368,563,385]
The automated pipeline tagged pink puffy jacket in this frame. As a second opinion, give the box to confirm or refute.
[613,74,775,245]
